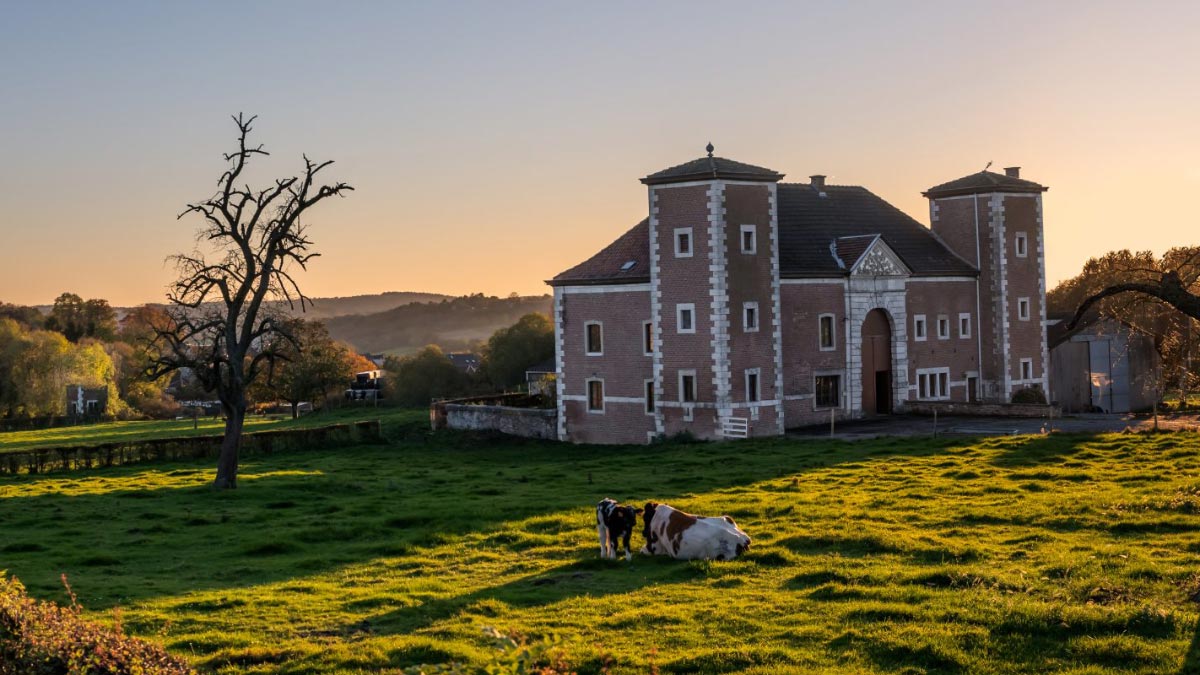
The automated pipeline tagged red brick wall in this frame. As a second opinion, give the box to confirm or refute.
[724,184,779,436]
[1000,195,1045,390]
[904,280,981,402]
[654,184,718,438]
[560,289,654,444]
[780,282,849,427]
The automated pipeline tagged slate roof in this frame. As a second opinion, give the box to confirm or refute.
[832,235,878,270]
[641,156,785,185]
[550,181,980,286]
[923,170,1048,198]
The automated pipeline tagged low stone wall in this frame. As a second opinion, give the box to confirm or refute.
[444,404,557,440]
[906,401,1061,419]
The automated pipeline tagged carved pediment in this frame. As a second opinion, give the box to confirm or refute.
[851,238,910,277]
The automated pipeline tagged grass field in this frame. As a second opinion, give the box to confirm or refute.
[2,414,1200,674]
[0,405,390,454]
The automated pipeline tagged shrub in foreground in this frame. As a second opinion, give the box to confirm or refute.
[1011,387,1048,404]
[0,574,193,675]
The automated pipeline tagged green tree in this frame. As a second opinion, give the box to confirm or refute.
[251,319,358,418]
[0,303,43,329]
[385,345,466,406]
[481,313,553,388]
[44,293,117,342]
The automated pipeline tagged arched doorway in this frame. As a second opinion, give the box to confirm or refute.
[861,309,892,415]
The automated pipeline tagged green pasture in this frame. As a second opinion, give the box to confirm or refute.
[2,413,1200,673]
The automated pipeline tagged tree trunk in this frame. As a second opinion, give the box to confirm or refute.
[214,403,245,489]
[290,402,298,420]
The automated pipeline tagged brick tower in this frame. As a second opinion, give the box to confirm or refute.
[924,168,1050,402]
[641,146,786,438]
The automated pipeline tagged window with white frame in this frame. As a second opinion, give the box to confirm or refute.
[959,312,972,339]
[1020,358,1033,381]
[585,321,603,355]
[743,302,759,332]
[916,367,950,400]
[1015,232,1028,258]
[674,227,693,258]
[745,368,760,403]
[937,315,950,340]
[819,314,836,351]
[679,370,697,403]
[643,321,653,355]
[586,379,604,412]
[913,314,927,341]
[1018,297,1030,321]
[814,373,841,408]
[740,224,757,254]
[644,379,655,415]
[676,303,695,334]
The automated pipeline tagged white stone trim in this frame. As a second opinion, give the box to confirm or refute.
[936,314,950,340]
[913,314,927,341]
[678,369,698,404]
[562,393,647,406]
[1017,297,1030,321]
[1019,357,1034,382]
[648,188,665,436]
[559,284,651,294]
[781,278,845,285]
[991,194,1013,399]
[907,276,978,283]
[818,313,837,351]
[744,367,761,403]
[585,378,605,413]
[915,367,951,401]
[642,320,654,356]
[706,182,732,417]
[1015,231,1028,258]
[1036,194,1051,400]
[553,287,566,441]
[584,320,603,356]
[742,301,760,332]
[674,227,694,258]
[768,182,785,434]
[959,312,972,339]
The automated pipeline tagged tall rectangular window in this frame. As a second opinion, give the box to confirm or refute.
[679,371,697,403]
[740,224,757,254]
[587,379,604,412]
[959,312,972,339]
[585,322,603,355]
[914,315,927,341]
[645,380,655,415]
[745,369,760,402]
[1020,358,1033,381]
[643,321,653,355]
[815,374,840,408]
[1018,297,1030,321]
[937,315,950,340]
[1015,232,1028,258]
[743,302,759,332]
[819,314,836,351]
[674,228,693,258]
[677,303,695,334]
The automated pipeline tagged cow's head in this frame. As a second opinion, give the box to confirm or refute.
[640,502,659,554]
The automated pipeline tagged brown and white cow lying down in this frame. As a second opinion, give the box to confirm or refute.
[640,502,751,561]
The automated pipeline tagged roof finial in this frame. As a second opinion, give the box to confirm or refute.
[984,160,993,172]
[706,142,714,158]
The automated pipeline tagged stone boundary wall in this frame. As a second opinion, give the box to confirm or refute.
[443,404,557,440]
[906,401,1060,418]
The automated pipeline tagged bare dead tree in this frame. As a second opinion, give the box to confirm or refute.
[149,114,352,489]
[1067,271,1200,330]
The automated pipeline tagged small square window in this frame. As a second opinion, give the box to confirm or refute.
[819,314,836,351]
[745,369,760,403]
[815,375,840,408]
[677,304,695,334]
[643,321,653,355]
[674,228,693,258]
[587,380,604,413]
[679,371,697,403]
[914,315,927,341]
[1018,297,1030,321]
[959,313,972,339]
[937,315,950,340]
[743,302,759,332]
[585,322,603,355]
[1015,232,1028,258]
[740,224,757,254]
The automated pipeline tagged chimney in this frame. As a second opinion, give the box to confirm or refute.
[810,175,826,190]
[1004,167,1021,178]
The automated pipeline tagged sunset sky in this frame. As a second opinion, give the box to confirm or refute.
[2,1,1198,307]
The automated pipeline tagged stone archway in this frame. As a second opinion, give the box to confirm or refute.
[861,308,893,415]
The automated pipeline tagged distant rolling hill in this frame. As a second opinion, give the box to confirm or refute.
[323,294,553,355]
[286,291,451,321]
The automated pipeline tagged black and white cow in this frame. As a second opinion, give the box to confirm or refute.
[596,498,639,560]
[640,502,751,561]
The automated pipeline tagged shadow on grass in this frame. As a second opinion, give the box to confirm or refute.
[0,428,966,608]
[986,433,1096,467]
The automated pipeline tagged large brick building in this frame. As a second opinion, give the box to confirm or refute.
[548,148,1049,443]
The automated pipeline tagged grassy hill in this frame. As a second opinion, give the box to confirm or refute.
[2,422,1199,673]
[324,293,552,354]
